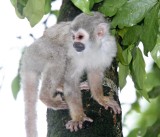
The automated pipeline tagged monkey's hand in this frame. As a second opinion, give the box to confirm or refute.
[97,96,121,114]
[65,115,93,132]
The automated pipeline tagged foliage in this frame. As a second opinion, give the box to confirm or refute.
[10,0,160,136]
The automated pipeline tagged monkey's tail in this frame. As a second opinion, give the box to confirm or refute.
[22,71,39,137]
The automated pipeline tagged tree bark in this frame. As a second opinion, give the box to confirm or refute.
[47,0,123,137]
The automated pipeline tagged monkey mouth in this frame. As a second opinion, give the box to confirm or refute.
[73,42,85,52]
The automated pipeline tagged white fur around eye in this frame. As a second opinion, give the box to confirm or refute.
[76,28,89,42]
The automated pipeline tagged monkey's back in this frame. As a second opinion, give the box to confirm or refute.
[21,22,72,76]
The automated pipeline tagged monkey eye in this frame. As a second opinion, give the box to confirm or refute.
[78,35,84,40]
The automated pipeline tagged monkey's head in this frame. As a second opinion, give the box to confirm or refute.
[70,12,110,53]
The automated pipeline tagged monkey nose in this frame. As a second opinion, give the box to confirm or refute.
[73,42,85,52]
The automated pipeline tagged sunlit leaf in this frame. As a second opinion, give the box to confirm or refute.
[151,35,160,68]
[130,47,146,90]
[23,0,46,27]
[44,0,51,14]
[71,0,91,14]
[99,0,127,17]
[123,25,142,45]
[10,0,25,18]
[112,0,158,28]
[141,4,159,55]
[11,74,21,99]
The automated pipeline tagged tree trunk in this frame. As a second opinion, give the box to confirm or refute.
[47,0,123,137]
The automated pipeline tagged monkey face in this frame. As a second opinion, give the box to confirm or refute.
[71,29,90,52]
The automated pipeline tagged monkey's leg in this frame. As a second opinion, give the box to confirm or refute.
[87,70,121,114]
[39,65,68,110]
[22,71,39,137]
[64,72,93,132]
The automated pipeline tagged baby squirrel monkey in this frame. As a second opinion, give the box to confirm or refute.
[20,12,121,136]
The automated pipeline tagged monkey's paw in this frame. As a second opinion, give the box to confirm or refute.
[98,96,121,114]
[65,116,93,132]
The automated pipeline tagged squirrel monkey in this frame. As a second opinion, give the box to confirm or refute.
[20,12,121,136]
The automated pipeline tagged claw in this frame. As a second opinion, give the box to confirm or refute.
[98,96,121,114]
[66,116,93,132]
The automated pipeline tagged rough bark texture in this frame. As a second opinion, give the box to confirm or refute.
[47,0,123,137]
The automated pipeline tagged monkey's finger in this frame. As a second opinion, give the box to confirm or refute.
[73,123,79,132]
[66,121,79,132]
[78,121,83,129]
[66,121,74,132]
[83,117,93,122]
[104,105,109,110]
[111,106,117,114]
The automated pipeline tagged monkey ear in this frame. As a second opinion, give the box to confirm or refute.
[96,23,108,38]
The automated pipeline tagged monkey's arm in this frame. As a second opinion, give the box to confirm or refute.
[87,70,121,114]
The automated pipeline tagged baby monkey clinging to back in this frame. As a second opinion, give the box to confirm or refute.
[21,12,121,137]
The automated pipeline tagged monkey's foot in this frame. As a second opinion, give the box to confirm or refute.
[65,116,93,132]
[98,96,121,114]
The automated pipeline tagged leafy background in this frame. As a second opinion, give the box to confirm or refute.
[7,0,160,136]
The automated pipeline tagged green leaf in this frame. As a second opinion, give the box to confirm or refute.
[137,89,150,101]
[128,128,139,137]
[11,74,21,99]
[94,0,103,3]
[122,45,133,65]
[90,0,103,9]
[132,101,141,113]
[117,44,126,64]
[118,62,129,90]
[23,0,46,27]
[44,0,51,14]
[10,0,26,18]
[128,128,147,137]
[112,0,158,28]
[118,45,133,90]
[144,63,160,91]
[10,0,17,6]
[99,0,127,17]
[151,35,160,68]
[130,47,146,90]
[51,10,59,17]
[141,4,159,55]
[123,25,142,45]
[148,86,160,98]
[118,28,128,38]
[71,0,91,14]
